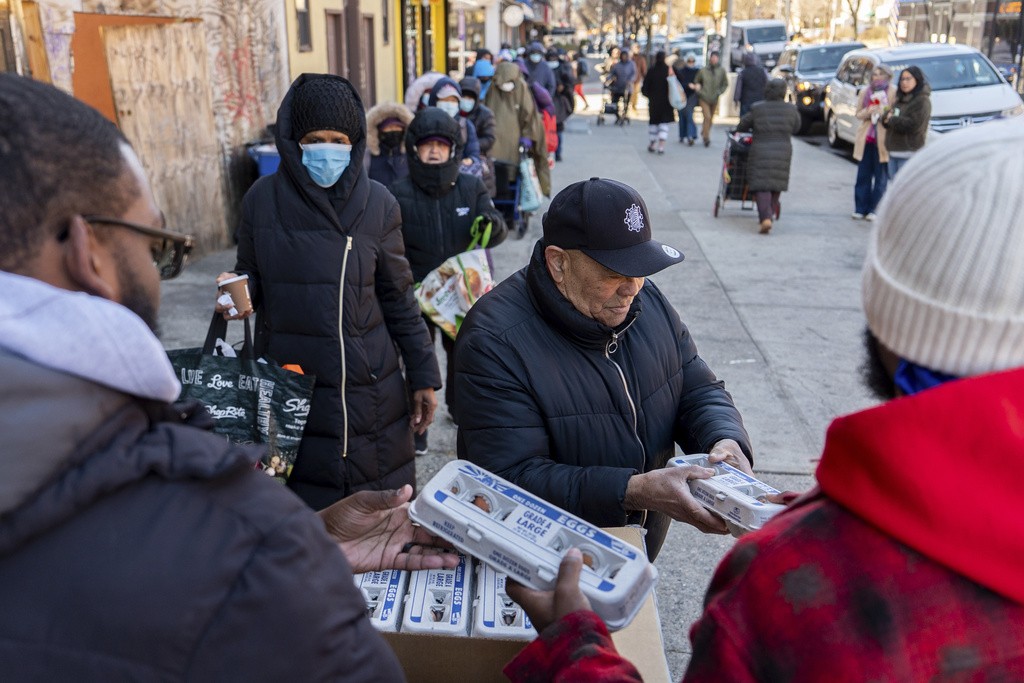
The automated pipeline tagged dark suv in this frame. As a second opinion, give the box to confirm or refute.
[772,42,865,134]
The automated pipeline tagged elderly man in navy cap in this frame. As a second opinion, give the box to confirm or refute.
[453,178,752,559]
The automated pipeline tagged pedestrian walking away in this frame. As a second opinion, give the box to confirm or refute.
[882,66,931,177]
[0,72,458,682]
[218,74,441,510]
[629,46,648,116]
[673,52,700,144]
[852,64,895,221]
[733,52,768,117]
[502,116,1024,683]
[695,51,730,146]
[641,51,676,154]
[735,78,801,234]
[453,177,753,562]
[387,107,507,448]
[606,48,638,125]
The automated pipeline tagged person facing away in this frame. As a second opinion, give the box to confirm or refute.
[0,72,458,681]
[881,66,932,177]
[504,117,1024,683]
[218,74,441,510]
[852,64,896,221]
[641,50,676,154]
[484,60,550,196]
[694,51,730,146]
[387,107,507,450]
[452,178,753,562]
[365,100,413,187]
[733,51,769,116]
[672,51,701,144]
[735,78,801,235]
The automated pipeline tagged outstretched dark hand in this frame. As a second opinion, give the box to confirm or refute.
[505,548,593,633]
[319,485,459,574]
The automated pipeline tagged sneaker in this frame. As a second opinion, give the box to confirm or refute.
[414,431,428,456]
[851,212,864,220]
[703,138,711,147]
[865,213,876,221]
[647,143,656,153]
[759,219,772,234]
[657,148,665,155]
[688,138,695,146]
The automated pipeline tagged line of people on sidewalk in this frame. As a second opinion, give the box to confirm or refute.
[2,52,1016,683]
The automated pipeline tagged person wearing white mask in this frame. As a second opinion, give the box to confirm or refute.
[217,74,441,510]
[425,77,482,173]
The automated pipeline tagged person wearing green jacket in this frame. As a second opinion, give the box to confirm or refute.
[694,51,730,147]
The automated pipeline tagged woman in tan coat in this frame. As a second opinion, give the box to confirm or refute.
[852,64,896,221]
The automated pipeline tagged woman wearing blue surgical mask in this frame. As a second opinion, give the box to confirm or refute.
[218,73,441,509]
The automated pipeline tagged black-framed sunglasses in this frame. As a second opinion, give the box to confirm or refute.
[81,215,194,280]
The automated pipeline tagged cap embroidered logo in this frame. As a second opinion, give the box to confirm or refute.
[662,244,680,259]
[624,204,645,233]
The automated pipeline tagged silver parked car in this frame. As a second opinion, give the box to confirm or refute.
[823,43,1024,148]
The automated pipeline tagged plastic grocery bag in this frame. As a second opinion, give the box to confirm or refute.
[667,76,684,110]
[415,217,495,340]
[167,313,316,482]
[518,156,543,213]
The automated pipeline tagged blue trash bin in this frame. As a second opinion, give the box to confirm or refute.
[249,143,280,176]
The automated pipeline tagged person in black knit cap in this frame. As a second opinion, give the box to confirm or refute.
[217,74,441,510]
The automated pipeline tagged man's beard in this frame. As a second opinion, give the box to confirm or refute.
[116,255,161,336]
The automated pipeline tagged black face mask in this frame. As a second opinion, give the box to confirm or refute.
[408,154,461,198]
[379,130,405,150]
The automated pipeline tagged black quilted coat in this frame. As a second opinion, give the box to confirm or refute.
[453,242,752,558]
[735,79,801,193]
[235,74,441,509]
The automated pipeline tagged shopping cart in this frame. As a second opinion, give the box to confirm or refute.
[596,85,630,126]
[712,130,780,219]
[493,156,532,238]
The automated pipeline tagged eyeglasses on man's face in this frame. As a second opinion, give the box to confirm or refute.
[82,215,194,280]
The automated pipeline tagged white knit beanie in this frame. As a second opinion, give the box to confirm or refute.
[862,117,1024,377]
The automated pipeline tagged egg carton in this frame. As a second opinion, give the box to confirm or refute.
[401,553,473,635]
[353,569,408,632]
[409,460,657,631]
[472,562,536,640]
[668,454,786,536]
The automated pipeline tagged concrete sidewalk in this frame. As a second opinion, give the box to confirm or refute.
[159,103,875,679]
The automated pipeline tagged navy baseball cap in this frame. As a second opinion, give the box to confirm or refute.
[542,178,684,277]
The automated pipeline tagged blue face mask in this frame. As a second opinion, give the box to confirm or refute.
[459,97,476,113]
[437,100,460,118]
[546,60,559,69]
[300,142,352,188]
[529,53,542,63]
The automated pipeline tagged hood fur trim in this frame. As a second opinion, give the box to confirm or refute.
[366,101,414,155]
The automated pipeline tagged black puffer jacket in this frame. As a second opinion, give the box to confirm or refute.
[389,108,507,283]
[235,74,441,509]
[453,242,751,559]
[882,84,932,153]
[0,350,401,681]
[642,60,676,124]
[736,79,801,192]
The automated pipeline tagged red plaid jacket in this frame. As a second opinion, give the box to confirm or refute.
[508,369,1024,682]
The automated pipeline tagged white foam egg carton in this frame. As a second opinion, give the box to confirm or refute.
[409,460,657,631]
[472,562,536,640]
[668,454,786,536]
[353,569,408,632]
[401,553,473,635]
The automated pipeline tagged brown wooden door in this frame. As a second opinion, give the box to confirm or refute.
[326,10,347,77]
[359,15,376,106]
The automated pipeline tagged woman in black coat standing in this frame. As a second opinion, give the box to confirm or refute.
[218,74,441,509]
[736,78,801,235]
[641,51,676,154]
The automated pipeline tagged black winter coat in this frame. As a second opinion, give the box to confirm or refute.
[641,62,676,125]
[453,242,751,559]
[368,147,408,188]
[466,104,496,155]
[0,350,402,681]
[736,96,801,192]
[235,74,441,509]
[735,65,769,113]
[672,63,700,107]
[389,173,507,283]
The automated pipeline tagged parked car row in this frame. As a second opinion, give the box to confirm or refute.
[822,43,1024,147]
[771,41,866,134]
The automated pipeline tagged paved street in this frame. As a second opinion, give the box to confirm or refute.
[160,90,878,679]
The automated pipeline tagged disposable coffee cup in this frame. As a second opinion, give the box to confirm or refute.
[218,274,253,316]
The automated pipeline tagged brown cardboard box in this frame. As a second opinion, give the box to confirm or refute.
[382,526,672,683]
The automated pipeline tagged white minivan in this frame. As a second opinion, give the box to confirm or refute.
[823,43,1024,147]
[729,20,788,71]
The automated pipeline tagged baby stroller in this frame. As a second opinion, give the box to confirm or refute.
[713,130,780,219]
[493,156,532,238]
[596,85,630,126]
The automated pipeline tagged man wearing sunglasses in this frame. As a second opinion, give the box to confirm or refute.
[0,74,457,679]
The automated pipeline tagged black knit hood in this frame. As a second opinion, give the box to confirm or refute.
[406,107,462,198]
